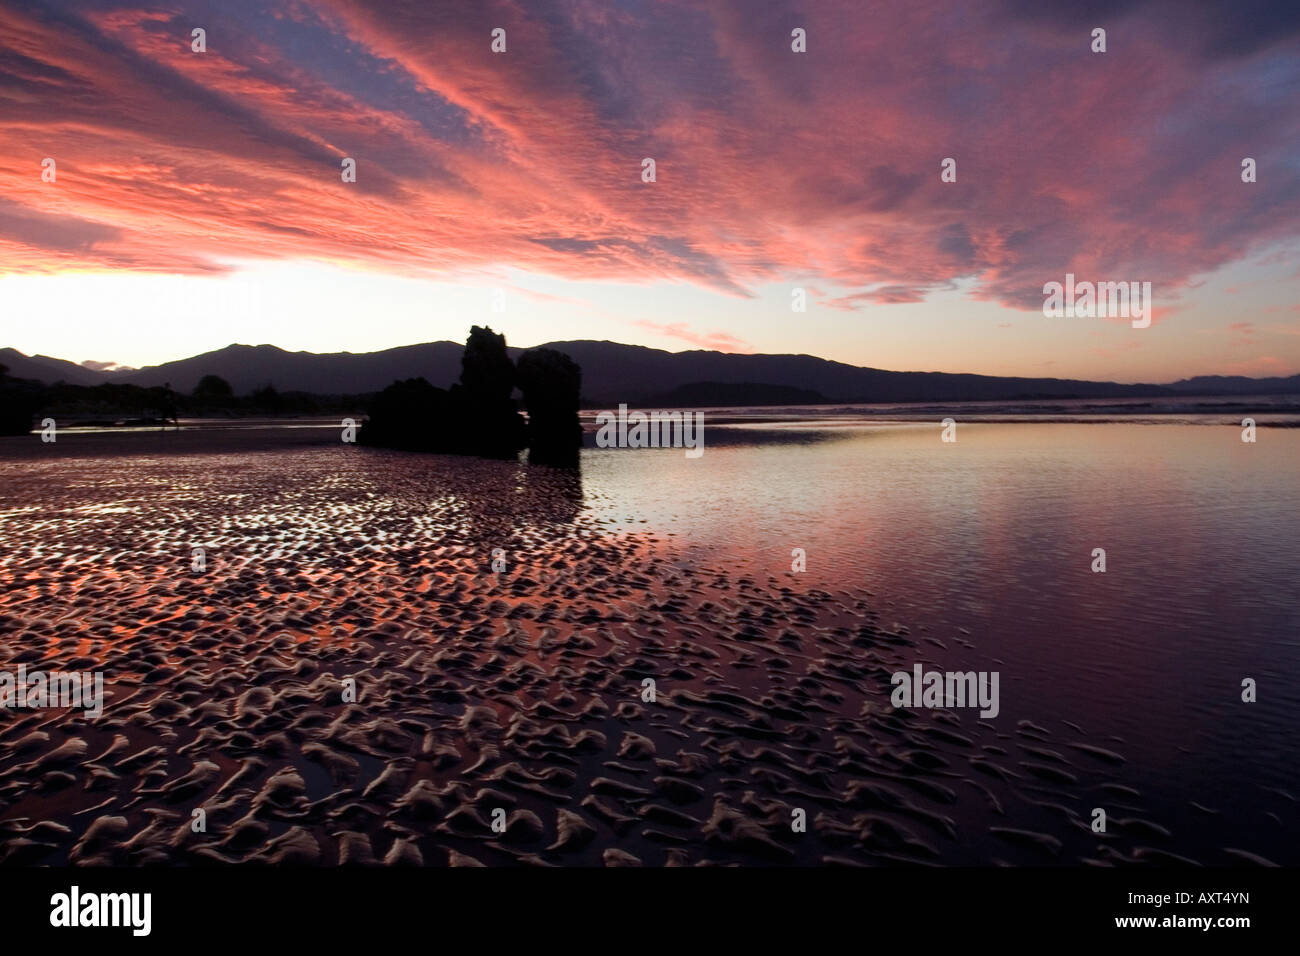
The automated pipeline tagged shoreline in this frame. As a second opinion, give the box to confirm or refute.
[1,409,1296,463]
[0,421,1293,866]
[0,438,1156,867]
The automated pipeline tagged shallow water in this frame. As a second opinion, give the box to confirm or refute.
[0,420,1295,866]
[585,421,1300,862]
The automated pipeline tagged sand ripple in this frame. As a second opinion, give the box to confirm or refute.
[0,441,1255,865]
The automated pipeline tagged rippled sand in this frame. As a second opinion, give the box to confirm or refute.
[0,429,1267,866]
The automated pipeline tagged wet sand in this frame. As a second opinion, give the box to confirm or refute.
[0,427,1268,866]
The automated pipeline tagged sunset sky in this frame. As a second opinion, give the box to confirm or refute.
[1,0,1298,382]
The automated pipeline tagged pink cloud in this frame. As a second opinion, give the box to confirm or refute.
[506,285,590,307]
[1223,356,1292,376]
[0,0,1295,322]
[632,320,753,353]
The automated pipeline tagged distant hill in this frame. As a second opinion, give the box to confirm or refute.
[4,340,1297,404]
[1166,373,1300,395]
[639,382,828,407]
[542,340,1174,404]
[0,348,115,386]
[110,342,469,395]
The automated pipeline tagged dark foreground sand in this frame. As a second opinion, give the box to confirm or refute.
[0,428,1218,866]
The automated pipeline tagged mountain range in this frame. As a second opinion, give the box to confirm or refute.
[3,342,1298,405]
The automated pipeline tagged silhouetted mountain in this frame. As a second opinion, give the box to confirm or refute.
[0,348,116,386]
[1166,374,1300,395]
[543,340,1176,404]
[4,340,1297,404]
[112,342,468,394]
[640,382,828,407]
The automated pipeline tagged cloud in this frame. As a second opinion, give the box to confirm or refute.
[0,198,121,255]
[1223,355,1292,376]
[632,320,753,353]
[824,284,944,309]
[506,285,589,307]
[0,0,1295,314]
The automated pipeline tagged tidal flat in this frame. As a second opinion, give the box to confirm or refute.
[0,421,1295,866]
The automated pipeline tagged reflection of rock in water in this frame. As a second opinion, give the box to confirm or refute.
[440,460,584,546]
[522,461,583,525]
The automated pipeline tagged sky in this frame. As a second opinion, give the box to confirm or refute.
[1,0,1298,383]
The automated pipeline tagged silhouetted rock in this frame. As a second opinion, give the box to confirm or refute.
[453,326,525,458]
[0,363,40,436]
[460,326,516,405]
[517,348,582,466]
[358,377,452,451]
[359,328,528,459]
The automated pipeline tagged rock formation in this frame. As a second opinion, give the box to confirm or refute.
[360,327,578,464]
[517,347,582,467]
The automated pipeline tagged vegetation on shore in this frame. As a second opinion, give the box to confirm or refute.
[0,363,364,434]
[360,326,582,466]
[1,330,584,467]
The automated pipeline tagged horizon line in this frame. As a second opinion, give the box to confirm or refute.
[4,340,1297,388]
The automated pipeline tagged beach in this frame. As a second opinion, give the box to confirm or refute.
[0,419,1296,866]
